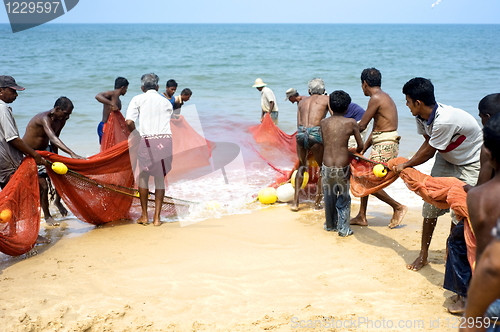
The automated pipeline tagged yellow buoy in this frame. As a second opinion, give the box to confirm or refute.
[0,209,12,223]
[373,164,387,178]
[51,162,68,175]
[291,170,309,189]
[258,187,277,204]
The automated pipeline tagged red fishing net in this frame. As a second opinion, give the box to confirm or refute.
[0,157,40,256]
[0,111,477,268]
[250,117,476,269]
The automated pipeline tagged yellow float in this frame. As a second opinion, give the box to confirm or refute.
[373,164,388,178]
[0,209,12,223]
[51,162,68,175]
[258,187,277,204]
[291,170,309,189]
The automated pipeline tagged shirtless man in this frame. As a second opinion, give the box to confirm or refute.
[285,88,307,104]
[23,97,85,226]
[351,68,407,229]
[320,90,363,236]
[95,77,129,144]
[291,78,329,211]
[456,112,500,315]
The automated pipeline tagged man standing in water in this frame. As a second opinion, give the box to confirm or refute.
[95,77,129,144]
[285,88,307,105]
[126,73,173,227]
[253,78,279,124]
[162,79,178,107]
[395,77,482,271]
[351,68,407,229]
[23,97,85,226]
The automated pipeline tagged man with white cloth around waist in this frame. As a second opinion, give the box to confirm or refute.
[126,73,173,227]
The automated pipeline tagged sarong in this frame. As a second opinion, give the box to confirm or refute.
[443,221,471,297]
[296,125,323,150]
[369,131,400,163]
[138,135,173,177]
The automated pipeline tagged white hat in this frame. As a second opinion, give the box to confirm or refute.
[252,78,267,88]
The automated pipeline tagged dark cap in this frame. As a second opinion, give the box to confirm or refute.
[0,76,25,91]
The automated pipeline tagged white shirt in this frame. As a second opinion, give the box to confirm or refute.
[416,103,482,165]
[125,89,173,136]
[260,87,278,113]
[0,100,23,182]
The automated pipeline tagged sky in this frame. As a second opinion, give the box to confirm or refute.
[1,0,500,25]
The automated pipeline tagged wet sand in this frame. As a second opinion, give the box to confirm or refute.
[0,203,458,331]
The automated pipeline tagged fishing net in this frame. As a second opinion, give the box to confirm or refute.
[249,113,320,190]
[0,157,40,256]
[250,116,476,269]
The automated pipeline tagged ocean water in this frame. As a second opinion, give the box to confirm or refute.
[1,23,499,222]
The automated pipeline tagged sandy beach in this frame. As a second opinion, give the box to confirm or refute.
[0,202,458,332]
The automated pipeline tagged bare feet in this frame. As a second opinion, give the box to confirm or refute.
[153,220,162,227]
[350,215,368,226]
[55,201,68,217]
[36,235,50,244]
[388,205,407,229]
[448,295,466,315]
[291,204,299,212]
[136,215,149,226]
[45,216,60,227]
[406,254,428,271]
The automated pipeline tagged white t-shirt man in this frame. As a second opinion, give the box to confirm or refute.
[416,103,482,165]
[260,86,278,113]
[125,89,173,136]
[0,100,23,183]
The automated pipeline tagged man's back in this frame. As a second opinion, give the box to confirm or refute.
[23,111,61,150]
[367,89,398,132]
[321,115,358,167]
[98,90,123,123]
[297,95,329,128]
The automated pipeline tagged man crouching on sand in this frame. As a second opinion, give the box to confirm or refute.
[320,90,363,237]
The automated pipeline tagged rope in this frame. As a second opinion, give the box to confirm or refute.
[45,161,195,207]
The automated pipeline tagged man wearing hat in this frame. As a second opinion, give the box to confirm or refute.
[285,88,307,105]
[253,78,279,125]
[0,76,44,189]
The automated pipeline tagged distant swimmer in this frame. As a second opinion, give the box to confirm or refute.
[291,78,329,211]
[350,68,407,229]
[126,73,173,227]
[95,77,129,144]
[162,79,178,107]
[285,88,307,104]
[396,77,482,271]
[172,88,192,119]
[253,78,278,125]
[320,91,363,237]
[23,97,85,226]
